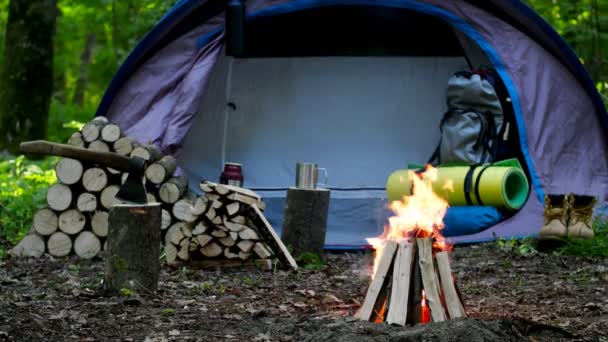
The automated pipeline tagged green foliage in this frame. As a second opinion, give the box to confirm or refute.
[296,252,326,270]
[119,287,136,297]
[556,218,608,257]
[495,236,538,256]
[0,155,57,257]
[191,281,227,296]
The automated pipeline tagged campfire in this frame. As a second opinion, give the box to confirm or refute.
[355,166,466,326]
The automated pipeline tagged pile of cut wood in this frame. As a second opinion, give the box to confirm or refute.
[11,117,297,270]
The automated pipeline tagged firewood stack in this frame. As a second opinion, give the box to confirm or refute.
[355,238,465,326]
[11,117,298,271]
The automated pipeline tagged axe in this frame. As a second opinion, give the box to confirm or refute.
[20,140,148,204]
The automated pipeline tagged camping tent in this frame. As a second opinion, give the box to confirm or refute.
[96,0,608,248]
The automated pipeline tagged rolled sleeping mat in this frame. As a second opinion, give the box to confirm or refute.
[386,165,529,211]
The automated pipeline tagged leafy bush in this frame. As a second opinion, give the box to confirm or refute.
[0,155,56,258]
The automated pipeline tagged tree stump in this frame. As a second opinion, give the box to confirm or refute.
[104,203,161,295]
[281,187,330,256]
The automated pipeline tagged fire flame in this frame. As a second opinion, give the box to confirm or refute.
[368,165,452,275]
[421,290,431,323]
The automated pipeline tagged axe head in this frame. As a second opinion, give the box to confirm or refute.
[116,156,148,204]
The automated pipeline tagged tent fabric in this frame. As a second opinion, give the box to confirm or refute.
[98,0,607,246]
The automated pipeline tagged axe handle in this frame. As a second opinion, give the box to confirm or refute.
[20,140,132,171]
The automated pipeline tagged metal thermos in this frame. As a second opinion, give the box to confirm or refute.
[295,162,328,189]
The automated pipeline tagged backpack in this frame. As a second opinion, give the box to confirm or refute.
[429,69,506,165]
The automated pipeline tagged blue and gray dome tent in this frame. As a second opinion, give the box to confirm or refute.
[96,0,608,247]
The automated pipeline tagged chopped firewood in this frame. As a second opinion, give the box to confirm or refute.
[74,231,101,259]
[172,197,198,223]
[161,209,172,230]
[237,240,254,253]
[417,238,446,322]
[192,197,208,216]
[107,167,121,175]
[224,219,246,232]
[231,216,246,225]
[146,192,157,204]
[214,184,230,195]
[47,183,72,211]
[238,251,251,260]
[170,228,185,245]
[211,229,227,238]
[386,242,415,326]
[435,251,466,319]
[192,221,207,235]
[55,158,83,185]
[211,216,222,225]
[9,234,46,258]
[229,192,265,210]
[177,240,190,261]
[58,209,86,235]
[229,232,238,241]
[100,185,121,209]
[196,234,213,247]
[81,117,107,142]
[201,242,223,257]
[33,208,58,236]
[238,228,259,240]
[253,242,272,259]
[165,222,192,245]
[91,211,109,237]
[113,137,135,156]
[355,240,398,321]
[216,225,228,232]
[218,236,236,247]
[206,193,221,202]
[181,224,193,238]
[224,248,239,259]
[88,140,110,152]
[205,207,217,221]
[211,200,223,209]
[247,204,298,270]
[159,175,188,204]
[47,232,73,257]
[145,156,177,184]
[130,144,162,162]
[67,132,85,147]
[82,167,108,192]
[226,202,240,216]
[199,182,214,193]
[77,192,97,212]
[165,243,178,263]
[101,123,121,143]
[189,239,199,252]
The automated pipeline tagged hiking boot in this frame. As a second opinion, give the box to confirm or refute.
[566,193,596,239]
[539,194,568,240]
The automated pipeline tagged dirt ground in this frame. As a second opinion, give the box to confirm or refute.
[0,243,606,341]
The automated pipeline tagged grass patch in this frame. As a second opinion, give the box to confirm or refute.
[0,155,57,258]
[296,252,326,270]
[556,217,608,257]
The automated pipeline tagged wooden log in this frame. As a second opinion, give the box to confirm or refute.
[81,117,107,142]
[161,209,172,230]
[145,156,176,184]
[228,192,265,210]
[77,192,97,212]
[206,193,221,202]
[32,208,58,236]
[192,221,208,235]
[100,185,121,209]
[238,228,259,240]
[218,236,236,247]
[74,231,101,259]
[253,242,272,259]
[386,242,415,326]
[223,218,246,232]
[406,243,423,325]
[211,229,227,238]
[9,234,46,258]
[177,239,190,261]
[229,231,238,241]
[196,234,213,247]
[205,206,217,222]
[164,243,178,263]
[104,203,162,294]
[130,144,162,162]
[91,211,109,237]
[226,202,240,216]
[159,175,188,204]
[146,192,157,204]
[247,204,298,270]
[189,239,199,252]
[101,123,121,143]
[214,183,230,195]
[166,222,192,245]
[199,182,214,193]
[192,197,208,216]
[82,167,108,192]
[88,140,111,152]
[67,132,85,148]
[238,251,251,260]
[46,183,72,211]
[281,187,329,256]
[211,200,223,209]
[356,240,398,321]
[172,197,197,223]
[113,137,135,156]
[170,227,185,245]
[58,209,86,235]
[47,231,73,257]
[231,215,246,225]
[182,258,272,271]
[211,215,222,225]
[417,238,446,322]
[107,167,121,175]
[224,248,239,259]
[201,242,223,257]
[237,240,254,253]
[55,158,83,185]
[435,251,466,319]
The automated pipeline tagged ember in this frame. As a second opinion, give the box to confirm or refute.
[355,165,465,326]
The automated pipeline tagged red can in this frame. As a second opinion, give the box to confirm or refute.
[220,162,243,187]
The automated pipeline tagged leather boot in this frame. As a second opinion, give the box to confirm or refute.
[566,193,596,239]
[539,194,568,240]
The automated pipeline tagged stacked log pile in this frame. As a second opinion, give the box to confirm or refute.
[11,117,298,270]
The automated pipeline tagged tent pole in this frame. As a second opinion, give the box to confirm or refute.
[221,56,234,169]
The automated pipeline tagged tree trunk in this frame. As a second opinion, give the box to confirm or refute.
[0,0,58,154]
[281,188,330,257]
[72,33,96,106]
